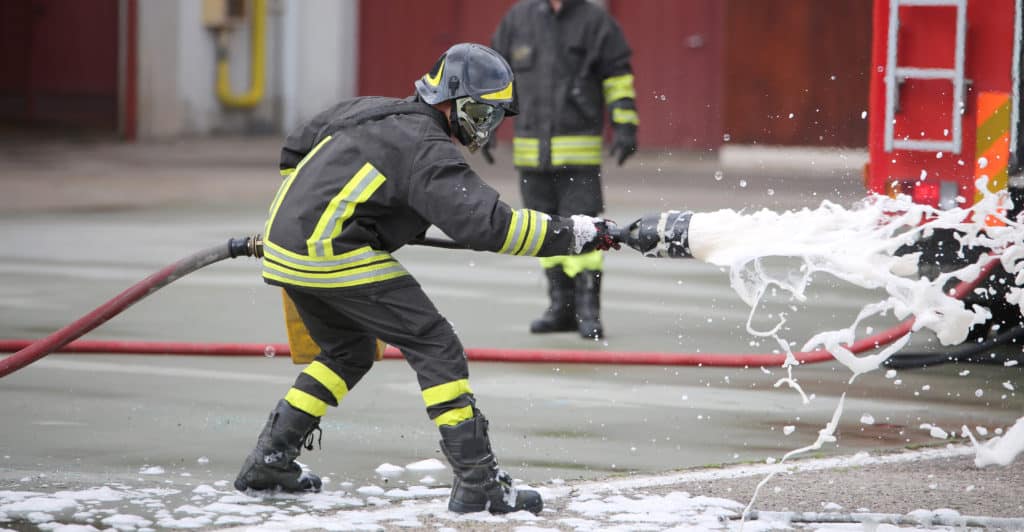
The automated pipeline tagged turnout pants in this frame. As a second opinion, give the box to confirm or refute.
[280,277,475,426]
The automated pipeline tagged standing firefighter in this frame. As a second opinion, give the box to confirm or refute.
[233,43,619,515]
[488,0,639,339]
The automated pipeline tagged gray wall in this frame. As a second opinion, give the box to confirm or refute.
[136,0,358,139]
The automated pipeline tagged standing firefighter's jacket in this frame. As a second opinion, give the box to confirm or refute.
[492,0,637,170]
[262,96,581,290]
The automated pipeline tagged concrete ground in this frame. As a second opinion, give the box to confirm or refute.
[1,137,1022,530]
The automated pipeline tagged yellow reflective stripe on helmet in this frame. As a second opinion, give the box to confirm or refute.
[434,406,474,427]
[285,388,328,417]
[602,74,636,103]
[302,361,349,404]
[424,57,445,87]
[422,378,473,407]
[513,137,540,167]
[480,81,513,101]
[266,135,333,240]
[612,107,639,126]
[551,135,602,166]
[307,162,387,258]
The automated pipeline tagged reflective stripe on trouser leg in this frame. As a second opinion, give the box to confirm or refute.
[540,251,603,278]
[423,378,476,426]
[283,279,472,425]
[282,287,382,418]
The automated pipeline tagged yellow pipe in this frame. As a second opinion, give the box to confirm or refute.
[216,0,266,108]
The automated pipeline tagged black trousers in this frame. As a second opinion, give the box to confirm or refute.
[283,277,473,421]
[519,167,604,217]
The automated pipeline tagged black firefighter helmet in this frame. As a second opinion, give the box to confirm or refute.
[415,43,517,153]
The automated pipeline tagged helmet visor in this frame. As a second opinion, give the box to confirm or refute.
[456,97,505,152]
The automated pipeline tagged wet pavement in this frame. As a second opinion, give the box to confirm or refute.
[0,138,1022,528]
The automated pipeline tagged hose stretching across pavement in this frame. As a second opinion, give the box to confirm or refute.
[0,240,1001,376]
[0,236,260,378]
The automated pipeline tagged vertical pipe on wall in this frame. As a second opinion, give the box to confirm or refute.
[118,0,138,140]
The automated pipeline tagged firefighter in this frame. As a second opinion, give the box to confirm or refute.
[233,43,619,515]
[487,0,639,339]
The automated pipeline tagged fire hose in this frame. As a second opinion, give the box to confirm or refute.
[0,229,1004,378]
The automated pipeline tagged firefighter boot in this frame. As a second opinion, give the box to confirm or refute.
[439,413,543,515]
[530,266,576,333]
[575,270,603,339]
[234,399,323,493]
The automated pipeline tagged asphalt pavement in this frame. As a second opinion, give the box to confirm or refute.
[1,137,1022,530]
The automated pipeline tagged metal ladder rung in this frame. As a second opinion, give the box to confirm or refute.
[893,139,957,151]
[884,0,967,153]
[894,67,956,81]
[897,0,962,6]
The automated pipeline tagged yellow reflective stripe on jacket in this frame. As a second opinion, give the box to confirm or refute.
[434,406,474,427]
[612,107,639,126]
[551,135,602,166]
[280,168,295,176]
[262,256,408,288]
[265,135,333,240]
[285,388,328,417]
[603,73,636,103]
[422,378,473,407]
[262,244,409,288]
[303,361,349,404]
[498,208,548,256]
[513,137,540,167]
[307,162,387,257]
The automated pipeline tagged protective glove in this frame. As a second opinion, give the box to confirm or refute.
[480,136,496,164]
[609,124,637,166]
[608,98,638,166]
[571,215,622,254]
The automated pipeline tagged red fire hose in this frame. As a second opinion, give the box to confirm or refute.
[0,237,999,376]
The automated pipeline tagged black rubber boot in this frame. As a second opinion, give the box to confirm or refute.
[575,270,603,339]
[530,266,576,333]
[439,413,543,515]
[234,399,323,493]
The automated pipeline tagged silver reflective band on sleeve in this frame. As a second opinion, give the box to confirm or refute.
[498,208,548,256]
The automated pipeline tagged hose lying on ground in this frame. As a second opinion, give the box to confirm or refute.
[0,236,260,378]
[0,243,1006,376]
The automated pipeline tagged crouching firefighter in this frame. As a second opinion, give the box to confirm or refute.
[234,43,620,515]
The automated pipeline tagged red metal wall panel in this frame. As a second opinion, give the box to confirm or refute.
[609,0,724,150]
[723,0,872,147]
[357,0,516,99]
[0,0,119,130]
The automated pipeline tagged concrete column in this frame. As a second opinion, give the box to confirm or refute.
[282,0,359,134]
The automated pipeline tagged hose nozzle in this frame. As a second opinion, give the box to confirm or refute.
[618,211,693,259]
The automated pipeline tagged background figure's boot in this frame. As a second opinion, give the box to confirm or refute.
[439,413,543,515]
[234,399,323,493]
[575,270,603,339]
[530,266,576,333]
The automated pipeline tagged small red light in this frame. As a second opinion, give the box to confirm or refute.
[911,181,940,206]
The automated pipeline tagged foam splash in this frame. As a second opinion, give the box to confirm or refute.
[687,181,1020,380]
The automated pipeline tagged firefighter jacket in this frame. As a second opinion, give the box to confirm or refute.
[261,96,582,290]
[492,0,638,171]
